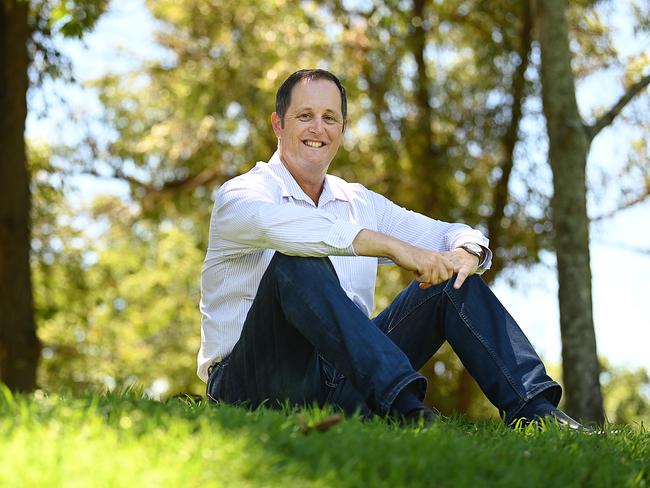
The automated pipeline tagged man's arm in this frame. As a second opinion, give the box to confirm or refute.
[352,229,479,289]
[212,176,363,257]
[369,189,492,273]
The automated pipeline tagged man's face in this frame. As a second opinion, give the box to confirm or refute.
[272,79,346,171]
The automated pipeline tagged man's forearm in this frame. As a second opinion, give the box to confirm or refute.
[353,228,479,290]
[352,229,411,262]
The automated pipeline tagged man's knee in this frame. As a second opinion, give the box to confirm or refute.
[443,273,487,297]
[465,274,485,286]
[269,252,337,280]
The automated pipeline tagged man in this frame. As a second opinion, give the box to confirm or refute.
[199,68,581,428]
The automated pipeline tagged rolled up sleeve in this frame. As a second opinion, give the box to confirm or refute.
[213,180,364,257]
[370,189,492,272]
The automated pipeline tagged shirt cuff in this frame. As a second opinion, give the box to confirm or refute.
[325,221,365,255]
[475,246,492,274]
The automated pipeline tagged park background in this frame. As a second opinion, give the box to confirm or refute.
[2,0,650,425]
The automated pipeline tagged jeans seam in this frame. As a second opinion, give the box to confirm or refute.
[276,264,379,392]
[268,256,425,416]
[324,377,342,403]
[444,284,526,404]
[276,266,344,347]
[206,372,219,403]
[385,287,445,335]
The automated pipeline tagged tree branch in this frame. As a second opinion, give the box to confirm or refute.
[586,73,650,141]
[77,166,154,191]
[591,190,650,221]
[151,165,227,197]
[77,164,227,199]
[592,239,650,256]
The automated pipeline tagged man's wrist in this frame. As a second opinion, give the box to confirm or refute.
[457,242,485,266]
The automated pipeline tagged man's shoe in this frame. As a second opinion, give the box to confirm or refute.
[544,408,586,431]
[512,408,594,432]
[400,406,439,428]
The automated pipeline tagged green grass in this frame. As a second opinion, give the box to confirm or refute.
[0,389,647,487]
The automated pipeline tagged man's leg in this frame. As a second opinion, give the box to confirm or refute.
[369,275,562,423]
[207,252,426,415]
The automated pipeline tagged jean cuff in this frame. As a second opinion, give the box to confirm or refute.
[379,372,428,416]
[505,381,563,424]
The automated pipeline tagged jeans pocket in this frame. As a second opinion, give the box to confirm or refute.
[319,355,344,404]
[206,356,230,403]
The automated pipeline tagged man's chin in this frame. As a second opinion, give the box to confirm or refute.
[279,149,333,170]
[299,150,332,165]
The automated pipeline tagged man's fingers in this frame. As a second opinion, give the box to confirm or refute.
[415,270,433,288]
[412,253,459,288]
[440,259,454,281]
[410,250,478,290]
[454,268,469,289]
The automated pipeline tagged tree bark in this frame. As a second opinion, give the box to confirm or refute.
[0,0,41,391]
[535,0,604,423]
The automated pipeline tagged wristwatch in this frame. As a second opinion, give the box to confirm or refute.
[459,242,485,264]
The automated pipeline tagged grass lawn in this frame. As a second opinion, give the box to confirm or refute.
[0,388,647,487]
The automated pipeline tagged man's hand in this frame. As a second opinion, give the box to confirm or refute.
[441,248,479,289]
[393,245,455,289]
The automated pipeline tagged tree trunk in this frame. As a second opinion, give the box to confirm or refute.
[0,0,41,391]
[535,0,604,423]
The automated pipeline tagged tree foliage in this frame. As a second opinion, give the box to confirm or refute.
[31,145,204,394]
[601,360,650,425]
[27,0,650,418]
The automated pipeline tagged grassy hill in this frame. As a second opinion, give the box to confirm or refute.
[0,389,647,487]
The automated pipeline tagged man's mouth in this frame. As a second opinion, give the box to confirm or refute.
[303,140,325,148]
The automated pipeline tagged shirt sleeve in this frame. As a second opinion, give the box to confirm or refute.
[369,189,492,272]
[210,177,364,257]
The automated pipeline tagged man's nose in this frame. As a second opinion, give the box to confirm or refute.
[309,118,323,134]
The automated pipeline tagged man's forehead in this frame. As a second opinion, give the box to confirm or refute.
[288,79,342,112]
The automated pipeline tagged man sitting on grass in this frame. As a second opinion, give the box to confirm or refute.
[198,68,582,429]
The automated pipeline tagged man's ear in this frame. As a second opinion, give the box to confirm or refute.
[271,112,283,138]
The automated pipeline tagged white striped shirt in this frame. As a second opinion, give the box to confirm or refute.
[197,151,492,382]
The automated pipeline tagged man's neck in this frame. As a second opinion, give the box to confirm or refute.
[279,156,328,206]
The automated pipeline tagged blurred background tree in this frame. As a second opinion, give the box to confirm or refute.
[10,0,649,423]
[1,0,107,391]
[600,359,650,425]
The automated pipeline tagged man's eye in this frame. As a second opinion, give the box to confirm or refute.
[298,113,311,120]
[324,115,336,123]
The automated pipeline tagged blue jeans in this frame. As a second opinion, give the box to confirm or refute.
[206,253,561,423]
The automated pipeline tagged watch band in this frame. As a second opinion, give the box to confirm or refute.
[459,243,485,264]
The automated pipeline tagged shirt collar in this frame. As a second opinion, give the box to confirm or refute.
[268,151,349,206]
